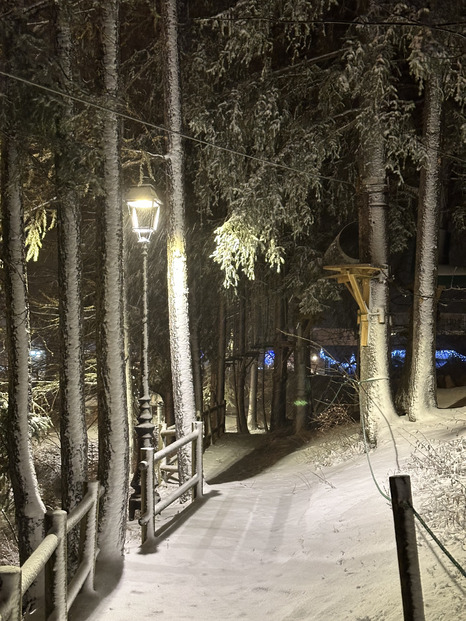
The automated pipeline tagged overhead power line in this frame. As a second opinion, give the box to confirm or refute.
[0,69,351,186]
[1,68,465,181]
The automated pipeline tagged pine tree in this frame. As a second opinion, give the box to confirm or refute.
[96,0,130,559]
[396,1,466,420]
[0,1,46,568]
[53,0,88,517]
[161,0,197,487]
[1,136,46,564]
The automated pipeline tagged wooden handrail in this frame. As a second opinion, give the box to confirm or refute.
[0,481,103,621]
[138,421,203,543]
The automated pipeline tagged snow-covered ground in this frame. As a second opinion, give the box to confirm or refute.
[71,397,466,621]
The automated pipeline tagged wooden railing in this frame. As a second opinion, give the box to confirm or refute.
[0,481,102,621]
[157,424,178,482]
[138,421,203,543]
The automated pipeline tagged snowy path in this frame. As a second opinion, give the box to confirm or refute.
[70,424,465,621]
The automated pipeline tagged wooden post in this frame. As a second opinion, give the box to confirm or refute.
[81,481,100,592]
[45,510,68,621]
[193,421,203,499]
[390,476,425,621]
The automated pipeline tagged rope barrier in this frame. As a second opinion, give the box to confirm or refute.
[356,379,466,579]
[359,401,392,503]
[410,504,466,579]
[285,336,466,581]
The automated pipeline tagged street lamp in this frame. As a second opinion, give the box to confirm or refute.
[127,184,161,243]
[126,183,162,520]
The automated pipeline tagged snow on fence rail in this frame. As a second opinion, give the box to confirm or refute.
[0,481,103,621]
[138,421,203,543]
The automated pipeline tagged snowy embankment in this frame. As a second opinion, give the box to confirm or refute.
[71,404,465,621]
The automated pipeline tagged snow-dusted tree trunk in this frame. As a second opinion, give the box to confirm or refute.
[404,68,444,421]
[54,0,88,515]
[294,319,311,433]
[210,295,226,433]
[190,316,203,420]
[123,227,134,460]
[1,138,45,563]
[161,0,196,484]
[359,137,398,444]
[96,0,129,558]
[247,299,261,430]
[234,288,249,433]
[247,358,259,430]
[270,293,289,431]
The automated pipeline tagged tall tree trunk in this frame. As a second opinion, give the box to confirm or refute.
[235,288,249,433]
[270,293,289,431]
[403,67,444,421]
[96,0,129,559]
[190,316,203,421]
[358,137,398,444]
[54,0,88,516]
[1,138,45,564]
[210,294,226,434]
[247,357,259,430]
[161,0,197,486]
[216,295,226,432]
[294,319,311,433]
[123,220,134,459]
[247,298,261,430]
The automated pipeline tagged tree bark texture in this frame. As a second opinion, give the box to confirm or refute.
[234,290,249,433]
[405,68,444,420]
[294,319,312,433]
[210,295,226,434]
[270,294,289,431]
[247,299,262,430]
[216,295,227,408]
[96,0,129,559]
[54,0,88,515]
[359,137,398,444]
[247,357,259,430]
[1,138,45,564]
[190,316,203,420]
[161,0,197,487]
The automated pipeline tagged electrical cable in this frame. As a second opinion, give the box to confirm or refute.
[307,336,466,578]
[0,69,352,186]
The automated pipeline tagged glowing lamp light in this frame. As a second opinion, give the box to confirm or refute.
[126,184,162,243]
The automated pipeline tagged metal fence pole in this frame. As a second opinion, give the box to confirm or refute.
[140,447,155,542]
[389,475,425,621]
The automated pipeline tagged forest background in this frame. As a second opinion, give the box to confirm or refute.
[0,0,465,580]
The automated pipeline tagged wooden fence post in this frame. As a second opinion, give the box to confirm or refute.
[193,421,203,499]
[45,510,68,621]
[81,481,100,592]
[389,475,425,621]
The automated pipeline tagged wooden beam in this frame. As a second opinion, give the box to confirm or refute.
[324,264,382,347]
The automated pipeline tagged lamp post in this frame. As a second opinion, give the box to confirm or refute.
[126,183,162,520]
